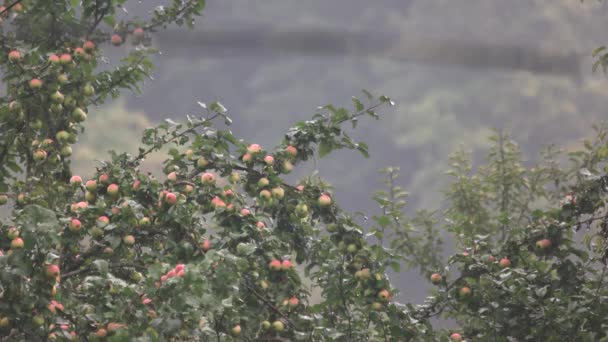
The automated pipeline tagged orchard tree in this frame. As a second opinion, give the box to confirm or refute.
[1,1,608,341]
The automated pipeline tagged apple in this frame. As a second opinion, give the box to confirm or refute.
[83,40,95,51]
[17,193,27,204]
[95,329,107,337]
[139,217,150,226]
[499,257,511,268]
[257,177,269,188]
[69,175,82,185]
[83,83,95,96]
[295,185,304,192]
[33,315,45,326]
[269,259,282,271]
[259,189,272,200]
[123,235,135,246]
[242,153,252,163]
[164,192,177,205]
[111,34,123,46]
[295,203,308,218]
[272,187,285,199]
[281,259,293,270]
[430,273,443,285]
[261,320,271,330]
[247,143,262,154]
[46,264,60,278]
[48,54,60,64]
[201,172,215,185]
[33,149,47,161]
[132,179,141,191]
[72,108,87,122]
[318,194,332,207]
[196,157,208,168]
[29,78,43,90]
[11,237,24,249]
[486,255,495,263]
[211,196,226,208]
[259,279,269,289]
[288,296,299,308]
[256,221,266,229]
[201,239,211,252]
[371,302,383,311]
[450,332,463,342]
[264,155,274,165]
[229,172,240,183]
[50,103,63,114]
[240,208,251,217]
[0,317,9,328]
[282,161,293,173]
[74,47,85,56]
[97,216,110,227]
[7,227,19,239]
[98,174,109,184]
[536,239,552,250]
[60,146,72,157]
[285,145,297,158]
[271,321,285,332]
[107,183,119,197]
[85,180,97,191]
[167,171,177,182]
[377,289,390,302]
[347,244,358,253]
[106,323,126,332]
[8,50,21,62]
[133,27,145,39]
[12,3,23,12]
[459,286,472,298]
[0,195,8,205]
[59,53,72,64]
[230,324,241,336]
[69,219,81,232]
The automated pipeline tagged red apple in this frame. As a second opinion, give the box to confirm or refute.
[264,155,274,165]
[33,149,47,161]
[74,47,85,56]
[111,34,123,46]
[48,54,60,64]
[256,221,266,229]
[29,78,43,90]
[123,235,135,246]
[450,332,463,342]
[85,180,97,191]
[459,286,472,298]
[69,175,82,185]
[132,179,140,191]
[318,194,332,207]
[8,50,21,62]
[201,172,215,185]
[45,264,60,278]
[133,27,145,39]
[536,239,552,250]
[285,145,297,158]
[288,296,299,308]
[98,174,109,183]
[242,153,252,163]
[11,237,24,249]
[247,143,262,154]
[240,208,251,217]
[281,259,293,270]
[107,183,119,197]
[269,259,282,271]
[499,257,511,268]
[83,40,95,51]
[95,329,107,337]
[377,289,390,302]
[68,219,81,232]
[201,239,211,252]
[167,171,177,182]
[97,216,110,227]
[164,192,177,205]
[230,324,241,336]
[430,273,443,285]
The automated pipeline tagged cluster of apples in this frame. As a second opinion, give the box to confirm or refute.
[0,2,24,24]
[158,264,186,285]
[242,143,298,176]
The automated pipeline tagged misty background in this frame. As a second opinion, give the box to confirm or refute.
[71,1,608,304]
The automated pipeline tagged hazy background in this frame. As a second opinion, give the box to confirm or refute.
[72,0,608,304]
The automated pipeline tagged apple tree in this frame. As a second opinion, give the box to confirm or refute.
[2,1,608,341]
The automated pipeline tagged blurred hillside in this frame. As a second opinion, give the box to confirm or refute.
[71,0,608,303]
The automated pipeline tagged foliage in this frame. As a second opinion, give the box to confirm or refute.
[1,1,608,341]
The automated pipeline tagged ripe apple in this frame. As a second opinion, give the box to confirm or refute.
[269,259,282,271]
[285,145,298,158]
[430,273,443,285]
[0,195,8,205]
[259,189,272,200]
[272,187,285,199]
[377,289,390,302]
[271,321,285,332]
[97,216,110,227]
[201,239,211,252]
[74,47,86,57]
[201,172,215,185]
[123,235,135,246]
[257,177,269,188]
[29,78,43,89]
[230,324,241,336]
[247,143,262,154]
[46,264,60,278]
[242,153,252,163]
[0,317,9,328]
[164,192,177,205]
[95,329,107,337]
[288,296,299,308]
[318,194,332,207]
[264,155,274,165]
[281,259,293,270]
[256,221,266,229]
[167,171,177,182]
[499,257,511,268]
[459,286,472,298]
[536,239,552,250]
[48,54,60,64]
[111,34,123,46]
[85,180,97,191]
[240,208,251,216]
[107,183,119,197]
[133,27,145,39]
[132,179,141,191]
[11,237,24,249]
[33,149,47,161]
[83,40,95,51]
[69,175,82,185]
[450,332,463,342]
[59,53,72,64]
[98,174,109,183]
[8,50,21,62]
[69,219,81,232]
